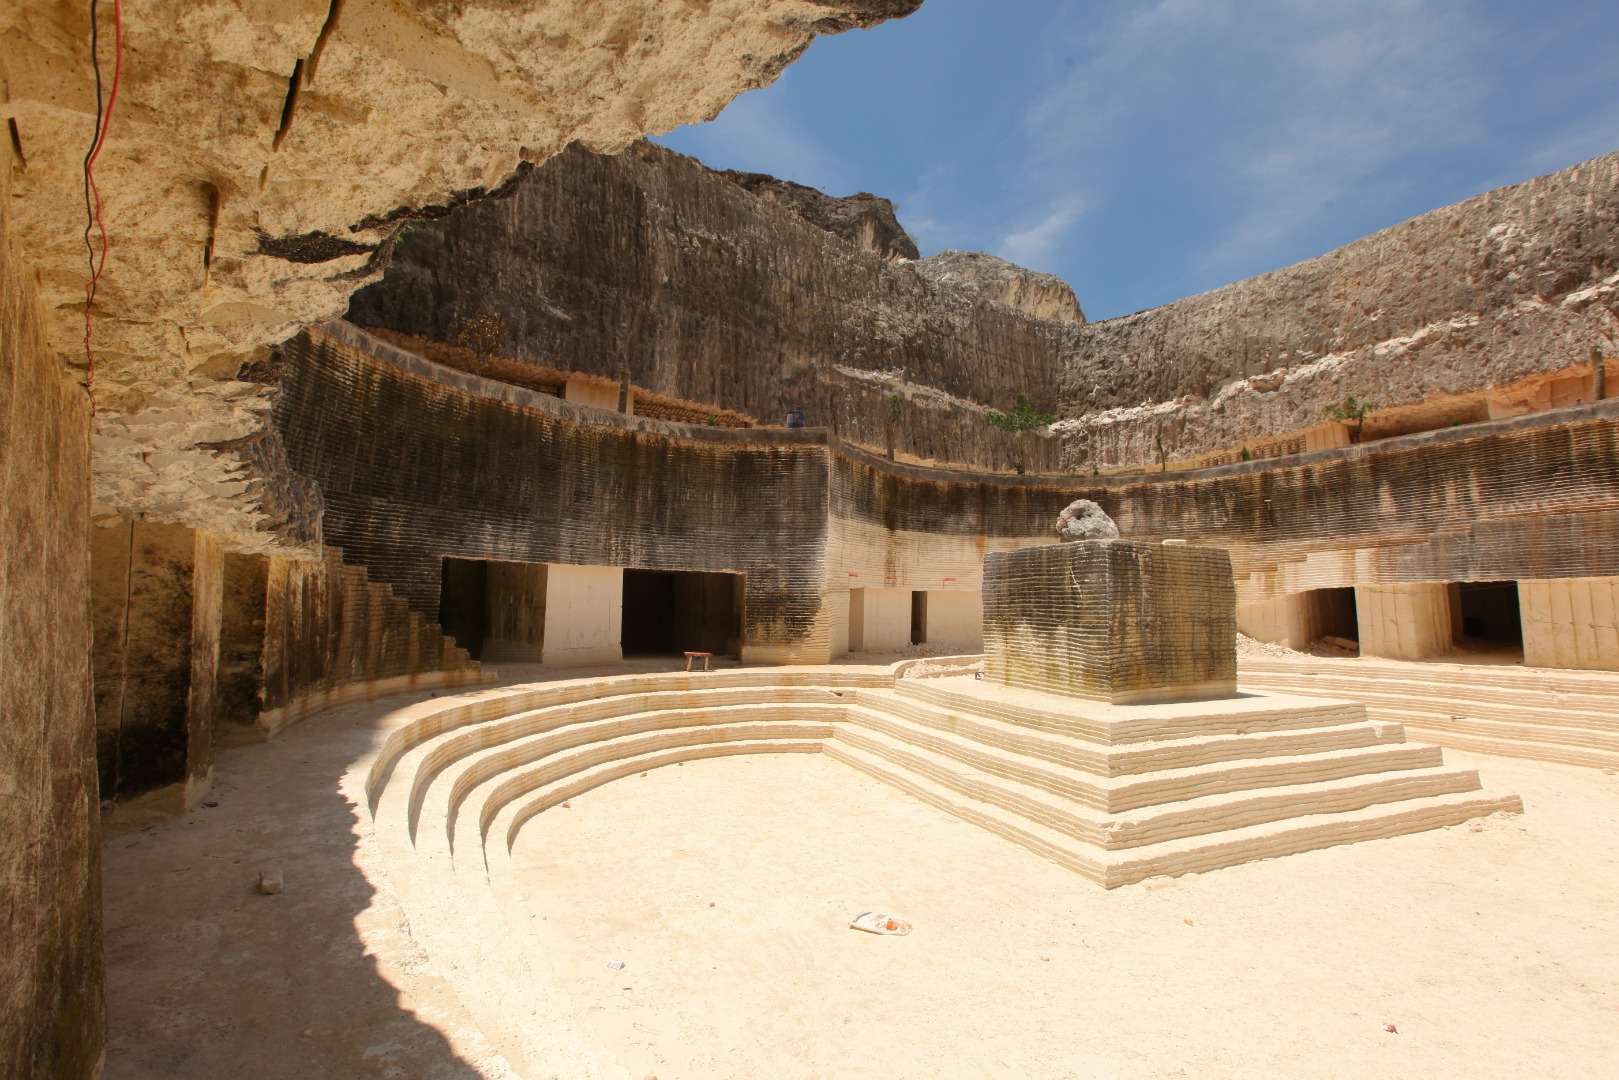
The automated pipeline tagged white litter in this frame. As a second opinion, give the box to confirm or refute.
[606,959,626,970]
[848,911,911,935]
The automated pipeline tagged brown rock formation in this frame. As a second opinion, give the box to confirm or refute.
[915,249,1085,323]
[0,0,921,551]
[718,169,920,260]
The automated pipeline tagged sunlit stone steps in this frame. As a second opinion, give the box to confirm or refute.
[824,737,1514,889]
[816,674,1516,884]
[839,703,1452,813]
[403,688,851,840]
[892,678,1368,742]
[1238,656,1619,769]
[845,687,1405,776]
[365,666,1519,907]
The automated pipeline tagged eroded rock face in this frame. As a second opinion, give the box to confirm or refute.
[1056,499,1119,541]
[0,0,920,551]
[916,250,1085,323]
[1055,152,1619,470]
[718,170,920,260]
[347,141,1066,473]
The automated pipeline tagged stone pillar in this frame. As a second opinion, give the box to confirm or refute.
[184,532,225,807]
[984,540,1237,704]
[1237,593,1314,650]
[0,154,105,1075]
[90,520,201,805]
[1519,577,1619,671]
[541,564,623,665]
[1354,583,1453,660]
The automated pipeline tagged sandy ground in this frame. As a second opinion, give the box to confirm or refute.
[507,752,1619,1080]
[100,663,1619,1079]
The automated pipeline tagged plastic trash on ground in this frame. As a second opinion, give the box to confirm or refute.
[848,911,911,935]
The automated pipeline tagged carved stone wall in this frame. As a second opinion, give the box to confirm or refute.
[272,323,837,662]
[258,547,483,736]
[275,324,1619,669]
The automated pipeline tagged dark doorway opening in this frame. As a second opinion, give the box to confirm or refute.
[1308,587,1358,642]
[622,569,742,658]
[910,590,927,645]
[439,557,489,661]
[1455,580,1522,647]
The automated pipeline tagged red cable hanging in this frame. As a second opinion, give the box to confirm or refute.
[82,0,124,412]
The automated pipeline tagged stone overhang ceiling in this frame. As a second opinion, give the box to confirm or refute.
[0,0,920,551]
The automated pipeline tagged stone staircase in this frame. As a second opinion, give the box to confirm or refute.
[366,667,1519,895]
[828,676,1516,888]
[1237,655,1619,770]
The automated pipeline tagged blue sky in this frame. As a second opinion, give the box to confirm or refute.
[654,0,1619,320]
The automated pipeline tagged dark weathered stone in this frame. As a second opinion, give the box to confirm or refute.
[983,541,1237,704]
[0,166,103,1080]
[273,324,835,659]
[717,169,919,260]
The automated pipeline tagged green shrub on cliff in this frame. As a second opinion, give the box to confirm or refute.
[1324,394,1376,442]
[985,394,1054,432]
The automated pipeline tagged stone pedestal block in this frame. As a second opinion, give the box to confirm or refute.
[983,540,1237,704]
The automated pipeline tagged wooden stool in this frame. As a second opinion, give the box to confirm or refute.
[683,651,713,671]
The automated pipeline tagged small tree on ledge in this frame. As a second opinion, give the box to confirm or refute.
[1323,394,1376,443]
[985,394,1055,432]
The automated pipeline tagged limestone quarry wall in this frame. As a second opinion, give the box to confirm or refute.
[1057,152,1619,469]
[0,166,103,1080]
[284,325,1619,669]
[347,141,1064,473]
[825,404,1619,611]
[273,323,838,663]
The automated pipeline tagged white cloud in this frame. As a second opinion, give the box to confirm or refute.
[996,200,1085,269]
[1014,0,1491,293]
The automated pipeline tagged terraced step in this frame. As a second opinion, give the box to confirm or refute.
[366,668,890,808]
[406,690,847,836]
[825,737,1519,888]
[1239,672,1619,732]
[852,687,1404,777]
[1401,725,1619,770]
[895,677,1366,743]
[844,704,1444,813]
[367,667,1523,897]
[831,723,1484,852]
[471,718,836,852]
[492,737,823,856]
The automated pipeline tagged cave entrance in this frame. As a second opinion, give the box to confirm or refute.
[439,557,489,661]
[621,569,742,658]
[1453,580,1523,656]
[1307,587,1359,643]
[910,590,928,645]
